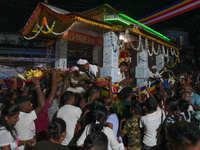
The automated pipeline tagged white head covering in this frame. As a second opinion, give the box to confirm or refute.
[152,65,157,70]
[180,75,185,79]
[77,59,88,65]
[71,66,79,71]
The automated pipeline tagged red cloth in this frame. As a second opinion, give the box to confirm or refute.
[34,100,50,134]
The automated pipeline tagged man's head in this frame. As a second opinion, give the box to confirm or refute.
[183,85,193,94]
[151,65,157,74]
[84,131,108,150]
[118,87,133,100]
[77,59,89,71]
[60,91,75,106]
[71,66,80,76]
[180,76,186,86]
[14,96,33,113]
[119,61,128,72]
[167,122,200,150]
[88,86,100,101]
[181,91,191,102]
[145,97,158,112]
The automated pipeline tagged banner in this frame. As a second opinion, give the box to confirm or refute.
[62,30,103,46]
[102,81,157,100]
[138,0,200,26]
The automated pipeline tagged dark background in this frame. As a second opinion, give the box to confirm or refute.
[0,0,200,52]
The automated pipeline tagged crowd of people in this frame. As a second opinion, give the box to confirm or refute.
[1,60,200,150]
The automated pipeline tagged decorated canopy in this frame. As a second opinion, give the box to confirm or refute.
[22,3,179,53]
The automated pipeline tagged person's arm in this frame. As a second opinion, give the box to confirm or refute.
[32,77,45,116]
[18,139,36,147]
[47,70,57,106]
[97,66,101,78]
[10,77,17,92]
[57,74,69,104]
[108,77,113,100]
[146,86,155,98]
[21,87,29,96]
[189,101,200,111]
[137,87,142,103]
[119,78,133,85]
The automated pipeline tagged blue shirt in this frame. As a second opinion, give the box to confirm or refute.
[191,92,200,108]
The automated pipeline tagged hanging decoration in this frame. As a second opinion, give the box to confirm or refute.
[164,50,180,68]
[119,29,180,68]
[129,34,142,51]
[24,17,75,40]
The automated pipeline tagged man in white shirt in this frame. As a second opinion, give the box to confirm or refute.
[77,59,100,79]
[57,91,82,146]
[14,77,45,150]
[149,65,161,80]
[140,97,165,150]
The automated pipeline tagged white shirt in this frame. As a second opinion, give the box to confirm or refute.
[140,107,165,146]
[88,64,98,78]
[77,124,123,150]
[57,105,82,146]
[119,72,126,82]
[14,110,37,150]
[149,71,161,78]
[0,127,18,150]
[106,113,119,138]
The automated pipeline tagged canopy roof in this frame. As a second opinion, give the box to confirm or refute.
[22,3,179,50]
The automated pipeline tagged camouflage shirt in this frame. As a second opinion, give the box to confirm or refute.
[122,115,142,149]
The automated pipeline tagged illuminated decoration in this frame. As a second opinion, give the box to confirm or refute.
[138,0,200,26]
[104,13,170,41]
[104,14,130,26]
[131,27,178,50]
[120,30,179,58]
[24,17,75,40]
[74,16,123,31]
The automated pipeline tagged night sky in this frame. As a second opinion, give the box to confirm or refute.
[0,0,200,47]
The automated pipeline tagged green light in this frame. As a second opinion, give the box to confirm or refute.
[118,14,170,41]
[104,18,130,25]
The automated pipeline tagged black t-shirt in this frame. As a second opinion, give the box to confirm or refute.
[32,140,69,150]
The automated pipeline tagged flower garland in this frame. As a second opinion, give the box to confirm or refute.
[147,39,154,56]
[129,34,142,51]
[164,50,180,68]
[24,17,75,40]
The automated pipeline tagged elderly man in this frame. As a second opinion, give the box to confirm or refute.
[149,65,161,80]
[77,59,100,79]
[183,85,200,111]
[67,66,86,95]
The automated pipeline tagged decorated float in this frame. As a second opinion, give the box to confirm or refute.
[19,2,179,97]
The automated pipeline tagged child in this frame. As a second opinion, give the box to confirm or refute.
[121,100,143,150]
[161,72,171,89]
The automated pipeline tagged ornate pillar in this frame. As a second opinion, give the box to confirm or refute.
[55,39,68,69]
[156,54,164,72]
[135,50,149,86]
[100,31,121,82]
[93,46,102,66]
